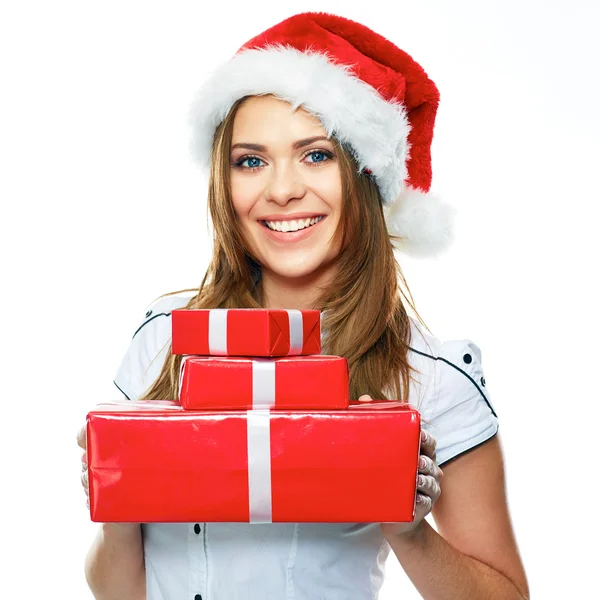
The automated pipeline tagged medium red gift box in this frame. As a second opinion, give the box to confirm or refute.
[178,355,349,410]
[171,308,321,357]
[87,400,420,523]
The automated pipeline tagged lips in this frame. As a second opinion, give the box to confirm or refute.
[258,215,327,243]
[261,215,325,233]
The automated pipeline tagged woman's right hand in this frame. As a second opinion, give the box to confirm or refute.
[77,423,90,510]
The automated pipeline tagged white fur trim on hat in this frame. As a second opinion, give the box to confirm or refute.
[384,188,457,258]
[188,44,410,205]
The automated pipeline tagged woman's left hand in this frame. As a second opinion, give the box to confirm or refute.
[358,395,444,540]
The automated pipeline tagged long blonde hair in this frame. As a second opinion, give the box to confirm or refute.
[141,97,431,402]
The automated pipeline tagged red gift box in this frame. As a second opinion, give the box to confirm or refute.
[87,400,420,523]
[171,308,321,357]
[178,355,349,410]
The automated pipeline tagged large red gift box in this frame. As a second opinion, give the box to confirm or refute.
[87,400,420,523]
[178,355,349,410]
[171,308,321,357]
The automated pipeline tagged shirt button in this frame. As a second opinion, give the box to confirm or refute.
[463,353,472,364]
[194,595,202,600]
[194,523,201,534]
[145,310,152,318]
[481,376,486,386]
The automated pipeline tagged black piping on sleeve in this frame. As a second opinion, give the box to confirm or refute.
[113,380,131,401]
[132,312,171,340]
[437,428,499,468]
[409,346,498,419]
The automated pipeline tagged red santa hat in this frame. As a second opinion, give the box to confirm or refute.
[188,12,456,258]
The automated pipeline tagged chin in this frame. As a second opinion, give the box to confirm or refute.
[263,256,331,280]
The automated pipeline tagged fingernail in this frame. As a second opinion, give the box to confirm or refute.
[421,431,427,442]
[418,475,425,486]
[420,457,427,469]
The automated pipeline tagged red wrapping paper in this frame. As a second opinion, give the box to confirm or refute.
[178,355,349,410]
[87,400,420,523]
[171,308,321,357]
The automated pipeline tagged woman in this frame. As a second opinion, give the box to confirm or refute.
[79,12,529,600]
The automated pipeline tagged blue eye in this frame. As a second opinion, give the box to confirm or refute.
[239,156,264,169]
[306,151,327,163]
[304,150,334,165]
[234,156,265,169]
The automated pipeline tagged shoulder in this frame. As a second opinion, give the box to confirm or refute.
[133,292,196,338]
[127,292,195,357]
[113,292,195,400]
[407,317,499,466]
[407,317,494,415]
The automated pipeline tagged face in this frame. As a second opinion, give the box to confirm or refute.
[229,95,343,281]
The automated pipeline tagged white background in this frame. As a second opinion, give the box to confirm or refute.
[1,0,598,597]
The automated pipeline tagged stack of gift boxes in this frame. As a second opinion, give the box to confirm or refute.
[86,309,421,524]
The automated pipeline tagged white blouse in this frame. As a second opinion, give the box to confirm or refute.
[113,293,499,600]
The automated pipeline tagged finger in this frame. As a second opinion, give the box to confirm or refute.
[420,429,437,459]
[415,492,432,514]
[81,470,88,491]
[358,394,373,402]
[418,455,443,480]
[77,425,87,450]
[417,474,442,502]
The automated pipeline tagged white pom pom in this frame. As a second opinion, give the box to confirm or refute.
[384,187,457,258]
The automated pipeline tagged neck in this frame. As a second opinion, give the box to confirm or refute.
[259,264,337,310]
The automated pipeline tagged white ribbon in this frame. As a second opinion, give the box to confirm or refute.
[246,409,273,523]
[286,309,304,355]
[207,309,303,356]
[177,355,192,400]
[252,359,276,408]
[208,309,228,355]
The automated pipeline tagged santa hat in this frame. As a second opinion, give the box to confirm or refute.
[188,12,456,258]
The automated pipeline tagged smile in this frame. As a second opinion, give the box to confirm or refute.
[260,216,325,233]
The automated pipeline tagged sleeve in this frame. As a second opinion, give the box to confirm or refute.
[421,338,499,467]
[112,298,175,401]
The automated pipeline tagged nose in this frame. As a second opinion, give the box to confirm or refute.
[264,162,307,205]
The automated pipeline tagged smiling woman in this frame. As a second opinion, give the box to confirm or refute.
[80,10,529,600]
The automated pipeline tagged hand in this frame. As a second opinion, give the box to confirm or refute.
[77,423,89,511]
[357,394,444,540]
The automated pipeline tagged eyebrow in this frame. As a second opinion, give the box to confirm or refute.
[231,136,331,152]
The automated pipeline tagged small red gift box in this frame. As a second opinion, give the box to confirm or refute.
[178,355,349,410]
[171,308,320,357]
[87,400,420,523]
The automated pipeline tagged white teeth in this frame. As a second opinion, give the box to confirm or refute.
[287,219,308,232]
[263,216,324,232]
